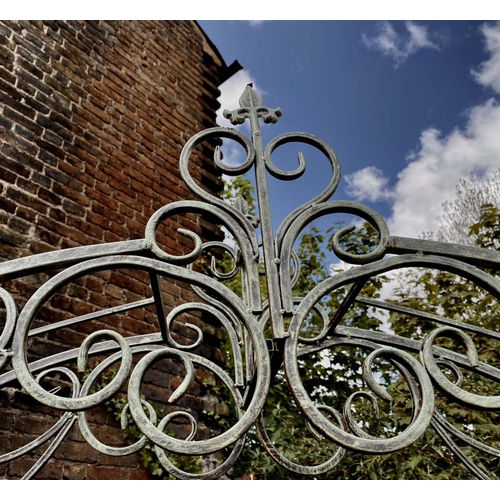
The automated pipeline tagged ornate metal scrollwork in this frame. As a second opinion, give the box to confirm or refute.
[2,84,500,479]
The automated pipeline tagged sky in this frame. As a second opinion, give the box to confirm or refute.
[4,6,498,244]
[198,19,500,240]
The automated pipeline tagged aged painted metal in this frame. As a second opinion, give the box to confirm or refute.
[1,85,500,479]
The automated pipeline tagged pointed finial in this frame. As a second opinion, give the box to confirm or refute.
[223,83,282,126]
[239,84,264,108]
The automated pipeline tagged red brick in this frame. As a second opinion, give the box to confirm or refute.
[62,463,88,479]
[86,465,130,480]
[129,469,151,480]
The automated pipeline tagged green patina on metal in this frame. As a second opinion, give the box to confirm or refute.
[1,85,500,479]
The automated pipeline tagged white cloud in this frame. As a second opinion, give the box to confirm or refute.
[388,98,500,237]
[471,22,500,93]
[345,166,393,203]
[351,22,500,239]
[217,140,249,167]
[362,21,439,67]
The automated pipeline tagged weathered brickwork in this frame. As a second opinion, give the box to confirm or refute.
[0,20,240,479]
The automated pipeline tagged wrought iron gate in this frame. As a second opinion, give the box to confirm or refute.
[1,85,500,479]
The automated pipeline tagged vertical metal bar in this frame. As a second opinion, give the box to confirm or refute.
[149,272,168,340]
[248,109,285,339]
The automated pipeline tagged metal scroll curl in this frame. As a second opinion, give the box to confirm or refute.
[421,326,500,411]
[278,200,390,314]
[145,200,262,313]
[178,127,258,236]
[6,255,271,469]
[77,343,247,478]
[283,253,500,466]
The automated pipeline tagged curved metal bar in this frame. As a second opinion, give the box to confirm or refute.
[285,337,435,452]
[421,326,500,410]
[145,200,262,312]
[0,288,17,351]
[0,332,163,387]
[435,359,464,388]
[269,133,341,244]
[0,410,74,466]
[430,415,490,480]
[255,405,346,475]
[279,200,390,313]
[123,346,250,460]
[69,341,248,477]
[289,250,301,288]
[0,239,147,281]
[386,235,500,271]
[295,255,500,331]
[128,347,257,455]
[199,241,241,281]
[12,255,270,414]
[164,302,244,387]
[258,296,330,344]
[189,284,244,344]
[13,327,132,412]
[77,329,132,383]
[355,296,500,343]
[0,288,17,372]
[0,367,79,466]
[153,396,245,479]
[300,326,500,385]
[178,127,257,232]
[344,391,381,439]
[21,414,78,480]
[154,434,245,480]
[79,399,157,456]
[284,254,500,453]
[432,411,500,459]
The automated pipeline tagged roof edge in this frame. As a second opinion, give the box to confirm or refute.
[192,21,243,84]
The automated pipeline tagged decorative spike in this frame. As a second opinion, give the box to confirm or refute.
[239,84,264,108]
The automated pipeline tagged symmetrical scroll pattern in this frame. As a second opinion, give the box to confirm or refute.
[1,85,500,479]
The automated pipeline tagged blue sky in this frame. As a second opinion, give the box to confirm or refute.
[199,20,500,239]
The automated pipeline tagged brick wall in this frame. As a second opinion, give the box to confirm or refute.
[0,20,239,479]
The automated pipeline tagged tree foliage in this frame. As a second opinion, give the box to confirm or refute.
[436,170,500,246]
